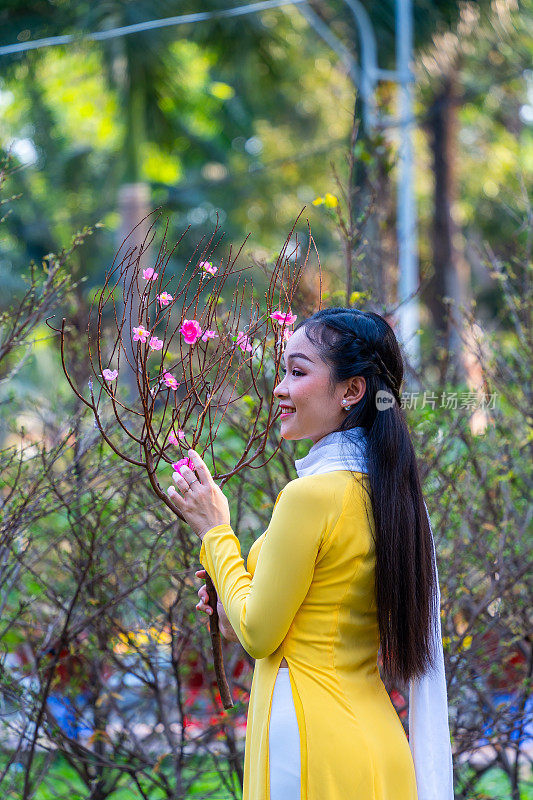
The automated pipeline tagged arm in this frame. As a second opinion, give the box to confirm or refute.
[220,622,240,643]
[199,480,328,659]
[216,597,240,642]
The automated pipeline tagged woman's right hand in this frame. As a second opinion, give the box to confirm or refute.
[195,569,239,642]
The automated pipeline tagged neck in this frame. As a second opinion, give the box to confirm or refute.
[294,427,368,478]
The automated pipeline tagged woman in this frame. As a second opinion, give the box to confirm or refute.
[169,307,454,800]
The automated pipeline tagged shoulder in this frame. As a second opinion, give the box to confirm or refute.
[276,471,353,514]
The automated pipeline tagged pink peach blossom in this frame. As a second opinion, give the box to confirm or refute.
[163,372,179,390]
[270,310,297,325]
[132,325,149,342]
[142,267,158,281]
[236,331,253,353]
[179,319,202,345]
[168,429,186,445]
[102,369,118,381]
[201,329,219,342]
[199,261,217,275]
[149,336,164,351]
[158,292,173,307]
[282,328,294,342]
[172,457,194,475]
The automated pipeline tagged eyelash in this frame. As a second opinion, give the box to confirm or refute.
[280,367,304,377]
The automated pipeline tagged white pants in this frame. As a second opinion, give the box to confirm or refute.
[268,667,301,800]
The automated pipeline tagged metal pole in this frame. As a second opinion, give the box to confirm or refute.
[396,0,420,372]
[303,0,421,373]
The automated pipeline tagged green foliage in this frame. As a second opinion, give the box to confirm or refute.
[0,2,531,796]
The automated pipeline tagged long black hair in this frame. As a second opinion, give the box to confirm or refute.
[295,307,439,685]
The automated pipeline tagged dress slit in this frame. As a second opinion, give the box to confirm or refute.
[268,665,302,800]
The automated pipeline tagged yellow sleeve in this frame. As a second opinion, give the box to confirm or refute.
[198,479,329,659]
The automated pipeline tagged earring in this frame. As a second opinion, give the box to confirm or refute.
[341,399,350,411]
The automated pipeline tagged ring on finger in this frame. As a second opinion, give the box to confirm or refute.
[180,466,199,487]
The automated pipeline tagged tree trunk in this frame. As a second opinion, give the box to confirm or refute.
[427,69,471,383]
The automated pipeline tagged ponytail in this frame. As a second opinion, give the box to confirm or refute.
[295,307,439,684]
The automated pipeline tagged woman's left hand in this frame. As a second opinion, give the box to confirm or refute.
[167,449,231,540]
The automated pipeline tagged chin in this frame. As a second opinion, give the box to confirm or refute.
[281,431,308,442]
[281,432,295,440]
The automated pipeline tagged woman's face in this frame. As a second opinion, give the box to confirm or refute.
[272,325,365,445]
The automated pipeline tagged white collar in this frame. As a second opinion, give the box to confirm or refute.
[294,428,369,477]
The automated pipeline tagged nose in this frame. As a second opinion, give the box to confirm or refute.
[273,374,287,399]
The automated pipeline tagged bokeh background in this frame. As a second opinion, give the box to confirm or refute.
[0,1,531,798]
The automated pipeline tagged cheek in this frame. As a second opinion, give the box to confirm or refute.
[292,378,323,407]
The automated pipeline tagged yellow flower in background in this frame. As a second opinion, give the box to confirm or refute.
[150,626,172,645]
[441,634,472,652]
[113,627,172,654]
[349,291,369,305]
[210,82,235,100]
[312,193,339,208]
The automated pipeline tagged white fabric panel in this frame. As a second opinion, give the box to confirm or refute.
[269,668,301,800]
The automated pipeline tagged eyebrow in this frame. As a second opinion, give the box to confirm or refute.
[284,352,314,364]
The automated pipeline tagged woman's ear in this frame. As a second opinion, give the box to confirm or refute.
[344,376,366,404]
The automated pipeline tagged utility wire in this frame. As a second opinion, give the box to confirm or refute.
[0,0,307,57]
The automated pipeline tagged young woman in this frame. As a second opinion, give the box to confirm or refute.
[169,307,453,800]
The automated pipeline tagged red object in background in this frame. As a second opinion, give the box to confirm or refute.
[480,630,528,691]
[40,639,92,692]
[182,647,250,734]
[15,631,113,692]
[187,657,205,690]
[184,651,250,693]
[233,658,246,679]
[390,688,408,721]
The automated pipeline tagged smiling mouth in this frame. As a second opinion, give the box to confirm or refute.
[279,406,296,418]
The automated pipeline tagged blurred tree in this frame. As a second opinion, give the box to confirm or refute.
[418,0,532,376]
[0,0,530,386]
[297,0,498,379]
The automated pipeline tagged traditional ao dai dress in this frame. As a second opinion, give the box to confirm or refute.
[199,429,454,800]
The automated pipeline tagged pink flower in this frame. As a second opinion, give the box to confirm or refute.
[168,429,186,445]
[201,329,219,342]
[132,325,150,342]
[149,336,164,351]
[270,310,297,325]
[235,330,253,353]
[179,319,203,345]
[102,369,118,381]
[158,292,173,307]
[199,261,217,276]
[142,267,158,281]
[163,372,179,390]
[172,457,194,475]
[282,328,293,342]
